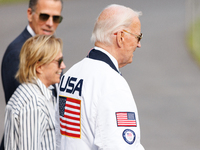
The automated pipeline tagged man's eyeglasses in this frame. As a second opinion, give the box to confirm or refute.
[39,13,63,23]
[123,30,143,43]
[54,57,63,68]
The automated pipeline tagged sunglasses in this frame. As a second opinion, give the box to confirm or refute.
[54,57,63,68]
[39,13,63,23]
[123,30,143,43]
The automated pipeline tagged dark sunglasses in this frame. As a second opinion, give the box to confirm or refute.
[55,57,63,68]
[39,13,63,23]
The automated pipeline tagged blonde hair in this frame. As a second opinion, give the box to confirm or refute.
[16,35,63,83]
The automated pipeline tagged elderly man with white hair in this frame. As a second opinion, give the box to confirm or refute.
[55,4,144,150]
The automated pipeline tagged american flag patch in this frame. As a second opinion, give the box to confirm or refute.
[116,112,137,127]
[59,96,81,138]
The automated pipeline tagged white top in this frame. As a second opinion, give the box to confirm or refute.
[4,79,56,150]
[56,49,144,150]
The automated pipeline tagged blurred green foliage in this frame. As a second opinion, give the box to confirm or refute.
[187,18,200,66]
[0,0,27,5]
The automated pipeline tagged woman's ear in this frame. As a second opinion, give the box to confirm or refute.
[36,62,43,74]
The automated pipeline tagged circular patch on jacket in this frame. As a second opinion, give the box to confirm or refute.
[122,129,136,145]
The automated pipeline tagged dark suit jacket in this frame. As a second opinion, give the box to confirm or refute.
[1,27,32,104]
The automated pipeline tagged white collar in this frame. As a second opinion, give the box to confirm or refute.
[35,78,52,101]
[27,25,35,37]
[94,46,119,71]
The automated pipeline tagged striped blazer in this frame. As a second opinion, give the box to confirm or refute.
[4,79,56,150]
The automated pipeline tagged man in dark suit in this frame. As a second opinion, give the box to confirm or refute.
[1,0,63,104]
[1,0,63,149]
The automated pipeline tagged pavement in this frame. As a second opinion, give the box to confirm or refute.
[0,0,200,149]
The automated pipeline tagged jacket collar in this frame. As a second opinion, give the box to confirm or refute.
[87,48,121,74]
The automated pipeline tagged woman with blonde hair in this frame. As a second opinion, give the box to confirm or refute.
[4,35,66,150]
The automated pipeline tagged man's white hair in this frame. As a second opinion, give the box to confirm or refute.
[91,4,142,45]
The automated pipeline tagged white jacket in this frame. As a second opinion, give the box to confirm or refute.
[55,48,144,150]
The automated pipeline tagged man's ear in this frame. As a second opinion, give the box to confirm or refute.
[27,8,33,22]
[116,31,124,48]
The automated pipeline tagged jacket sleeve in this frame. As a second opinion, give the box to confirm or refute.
[94,78,144,150]
[4,97,47,150]
[1,47,20,104]
[4,106,14,150]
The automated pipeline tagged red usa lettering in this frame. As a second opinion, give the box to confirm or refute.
[60,75,83,96]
